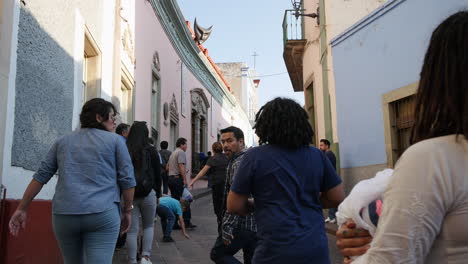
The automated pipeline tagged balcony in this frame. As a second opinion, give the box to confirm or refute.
[283,9,307,92]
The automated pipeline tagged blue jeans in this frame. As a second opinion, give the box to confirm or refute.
[328,208,337,220]
[52,204,120,264]
[126,190,157,263]
[156,204,176,237]
[210,229,257,264]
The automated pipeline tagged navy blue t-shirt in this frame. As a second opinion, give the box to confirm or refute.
[231,145,341,264]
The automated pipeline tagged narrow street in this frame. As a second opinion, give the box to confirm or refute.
[113,193,343,263]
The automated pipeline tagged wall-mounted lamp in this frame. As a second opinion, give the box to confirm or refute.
[291,0,320,25]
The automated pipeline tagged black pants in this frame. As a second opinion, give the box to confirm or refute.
[161,172,169,195]
[212,183,224,232]
[168,176,191,226]
[210,229,257,264]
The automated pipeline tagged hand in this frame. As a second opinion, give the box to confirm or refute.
[120,211,132,235]
[222,233,234,245]
[188,181,194,188]
[184,232,190,239]
[336,220,372,260]
[9,209,27,237]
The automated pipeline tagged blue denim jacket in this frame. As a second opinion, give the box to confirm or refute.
[33,128,136,214]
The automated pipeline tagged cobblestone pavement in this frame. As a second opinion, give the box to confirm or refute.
[113,193,343,263]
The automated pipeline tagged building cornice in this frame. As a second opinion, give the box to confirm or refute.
[148,0,237,108]
[330,0,406,47]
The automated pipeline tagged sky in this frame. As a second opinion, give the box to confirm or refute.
[178,0,305,108]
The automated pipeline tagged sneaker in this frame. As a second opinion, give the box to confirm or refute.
[329,218,337,224]
[140,257,152,264]
[324,217,331,223]
[163,236,174,242]
[187,223,197,229]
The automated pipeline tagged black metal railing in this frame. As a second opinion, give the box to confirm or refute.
[282,9,305,47]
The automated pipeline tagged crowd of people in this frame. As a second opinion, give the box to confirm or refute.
[7,10,468,264]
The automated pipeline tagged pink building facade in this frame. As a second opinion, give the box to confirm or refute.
[135,0,255,177]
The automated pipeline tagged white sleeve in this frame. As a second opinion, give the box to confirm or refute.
[355,141,453,264]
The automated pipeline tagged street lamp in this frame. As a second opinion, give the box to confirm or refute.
[291,0,320,25]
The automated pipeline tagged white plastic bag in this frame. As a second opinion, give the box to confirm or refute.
[336,168,394,236]
[182,187,193,202]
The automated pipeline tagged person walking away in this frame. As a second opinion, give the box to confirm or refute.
[210,126,257,264]
[159,141,171,195]
[189,142,228,233]
[116,123,130,143]
[8,98,136,264]
[167,137,196,229]
[336,11,468,264]
[156,195,190,242]
[125,121,162,264]
[319,138,339,224]
[227,98,344,264]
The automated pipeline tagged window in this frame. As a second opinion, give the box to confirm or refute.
[120,66,134,123]
[170,120,178,151]
[382,82,418,167]
[390,95,416,161]
[151,73,161,143]
[83,30,101,104]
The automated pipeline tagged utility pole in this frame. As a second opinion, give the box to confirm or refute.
[252,51,259,69]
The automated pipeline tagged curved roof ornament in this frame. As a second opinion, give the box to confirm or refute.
[194,18,213,45]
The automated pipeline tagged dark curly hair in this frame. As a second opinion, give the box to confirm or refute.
[80,98,117,131]
[254,97,313,149]
[411,11,468,144]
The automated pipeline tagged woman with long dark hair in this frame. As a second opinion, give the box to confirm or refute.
[9,98,136,263]
[125,121,161,264]
[336,11,468,263]
[227,97,345,263]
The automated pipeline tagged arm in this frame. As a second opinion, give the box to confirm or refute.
[320,183,345,208]
[10,142,59,236]
[9,179,44,236]
[189,165,211,187]
[226,190,250,216]
[115,137,136,190]
[120,187,135,234]
[178,215,190,238]
[178,163,187,185]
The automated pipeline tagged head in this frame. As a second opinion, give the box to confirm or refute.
[126,121,150,168]
[254,97,313,149]
[220,126,244,157]
[80,98,117,132]
[211,142,222,154]
[411,11,468,144]
[207,151,212,156]
[160,140,169,150]
[176,137,188,152]
[116,123,130,138]
[319,139,331,152]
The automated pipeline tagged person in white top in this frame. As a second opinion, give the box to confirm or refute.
[336,11,468,264]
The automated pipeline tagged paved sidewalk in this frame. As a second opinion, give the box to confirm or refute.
[113,181,214,264]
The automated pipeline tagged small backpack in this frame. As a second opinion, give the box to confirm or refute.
[134,147,154,198]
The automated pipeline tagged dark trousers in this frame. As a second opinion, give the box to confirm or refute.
[156,204,176,237]
[328,208,337,220]
[210,229,257,264]
[168,176,191,226]
[212,183,224,232]
[162,172,169,195]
